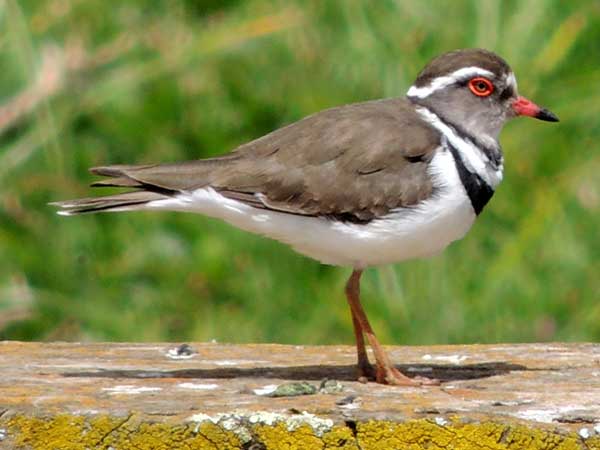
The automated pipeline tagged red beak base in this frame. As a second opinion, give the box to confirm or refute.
[513,96,559,122]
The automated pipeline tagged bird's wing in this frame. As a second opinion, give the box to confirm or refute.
[58,99,441,222]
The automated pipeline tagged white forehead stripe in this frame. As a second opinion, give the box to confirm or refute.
[406,67,495,99]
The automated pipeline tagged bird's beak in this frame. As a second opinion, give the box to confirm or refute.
[512,96,559,122]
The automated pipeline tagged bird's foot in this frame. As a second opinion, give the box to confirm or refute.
[376,365,440,386]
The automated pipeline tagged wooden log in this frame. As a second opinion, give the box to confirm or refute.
[0,341,599,449]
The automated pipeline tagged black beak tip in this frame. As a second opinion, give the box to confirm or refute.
[536,108,559,122]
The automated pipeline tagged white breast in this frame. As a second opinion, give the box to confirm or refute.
[143,146,475,268]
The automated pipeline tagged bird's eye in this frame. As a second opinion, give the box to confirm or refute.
[468,77,494,97]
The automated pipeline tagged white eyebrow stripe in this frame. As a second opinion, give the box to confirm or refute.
[406,66,495,99]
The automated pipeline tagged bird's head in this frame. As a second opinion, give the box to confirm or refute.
[407,48,558,144]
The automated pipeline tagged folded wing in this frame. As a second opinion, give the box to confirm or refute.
[53,98,440,222]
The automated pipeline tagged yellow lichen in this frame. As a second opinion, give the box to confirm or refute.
[356,419,586,450]
[195,422,242,450]
[322,425,360,449]
[2,414,593,450]
[586,436,600,450]
[253,422,324,450]
[8,415,96,450]
[5,414,240,450]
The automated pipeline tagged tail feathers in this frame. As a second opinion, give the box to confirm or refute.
[89,164,155,178]
[53,161,209,215]
[90,177,143,188]
[51,191,168,216]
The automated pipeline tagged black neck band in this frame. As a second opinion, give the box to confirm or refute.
[447,142,495,215]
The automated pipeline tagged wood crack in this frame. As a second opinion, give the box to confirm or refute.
[94,413,133,447]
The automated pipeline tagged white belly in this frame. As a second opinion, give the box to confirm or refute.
[146,148,476,268]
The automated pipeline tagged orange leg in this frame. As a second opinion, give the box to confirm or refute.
[348,297,375,381]
[344,269,439,386]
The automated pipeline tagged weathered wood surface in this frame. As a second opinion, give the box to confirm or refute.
[1,341,600,449]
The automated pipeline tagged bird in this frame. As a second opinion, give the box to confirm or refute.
[53,49,558,386]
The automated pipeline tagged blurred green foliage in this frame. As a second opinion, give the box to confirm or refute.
[0,0,598,346]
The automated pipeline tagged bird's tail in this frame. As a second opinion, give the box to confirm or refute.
[50,190,170,215]
[51,165,172,215]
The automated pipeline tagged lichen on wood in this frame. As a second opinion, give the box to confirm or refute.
[4,415,600,450]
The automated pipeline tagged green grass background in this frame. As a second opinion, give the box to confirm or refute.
[0,0,598,346]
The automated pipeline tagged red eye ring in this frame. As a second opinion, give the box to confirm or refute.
[468,77,494,97]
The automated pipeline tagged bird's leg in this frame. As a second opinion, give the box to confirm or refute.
[347,289,375,381]
[344,269,439,386]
